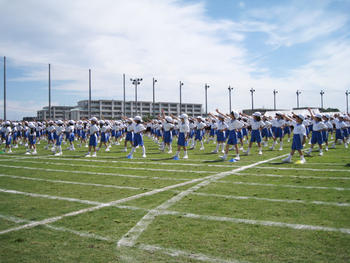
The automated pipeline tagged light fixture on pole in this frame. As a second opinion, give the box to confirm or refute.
[228,86,233,113]
[3,56,6,121]
[205,83,209,116]
[320,90,325,109]
[179,81,184,114]
[273,89,278,111]
[88,69,91,119]
[48,64,51,120]
[250,87,255,111]
[130,78,143,116]
[296,90,301,109]
[152,78,157,117]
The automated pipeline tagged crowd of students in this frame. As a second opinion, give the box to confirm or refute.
[1,108,349,163]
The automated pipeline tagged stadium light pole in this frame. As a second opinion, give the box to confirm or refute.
[273,89,278,111]
[88,69,91,118]
[179,81,184,114]
[130,78,142,116]
[3,56,6,121]
[296,90,301,109]
[123,74,126,116]
[228,86,233,113]
[250,87,255,111]
[205,83,209,116]
[48,64,51,120]
[346,90,349,114]
[320,90,325,109]
[152,78,157,117]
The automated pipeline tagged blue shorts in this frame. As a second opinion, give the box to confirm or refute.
[195,129,202,141]
[177,132,188,147]
[101,132,108,143]
[292,134,303,150]
[111,130,116,137]
[227,130,238,145]
[250,130,262,143]
[81,131,86,139]
[29,135,36,145]
[242,128,248,136]
[89,134,98,147]
[274,127,283,138]
[133,133,144,147]
[56,134,63,146]
[311,131,323,145]
[237,130,243,139]
[209,129,216,136]
[216,130,226,142]
[283,126,291,135]
[261,128,269,138]
[189,129,195,138]
[69,133,75,142]
[164,130,173,143]
[335,129,343,140]
[126,132,133,142]
[343,128,349,138]
[322,130,328,142]
[5,136,12,145]
[156,130,162,137]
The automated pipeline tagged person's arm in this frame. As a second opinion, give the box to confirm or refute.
[308,108,315,120]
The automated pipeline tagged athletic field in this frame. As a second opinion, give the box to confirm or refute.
[0,138,349,263]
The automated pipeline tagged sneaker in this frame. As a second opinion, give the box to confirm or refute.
[25,151,31,155]
[220,155,227,160]
[123,148,127,152]
[221,150,225,154]
[235,155,240,161]
[319,151,323,156]
[92,153,97,157]
[85,154,91,157]
[127,154,133,159]
[325,147,328,151]
[300,158,306,164]
[269,146,274,150]
[279,147,283,151]
[142,154,146,158]
[167,150,172,154]
[32,151,37,155]
[282,157,292,163]
[8,149,12,153]
[105,148,110,152]
[54,152,62,156]
[345,143,349,149]
[258,150,262,155]
[239,147,244,151]
[199,147,205,151]
[331,144,336,149]
[183,155,188,159]
[212,150,218,154]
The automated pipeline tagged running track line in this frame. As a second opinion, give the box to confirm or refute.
[117,154,288,247]
[233,172,350,180]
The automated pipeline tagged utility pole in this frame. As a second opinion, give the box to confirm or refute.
[273,89,278,111]
[179,81,184,114]
[250,87,255,111]
[228,86,233,113]
[152,78,157,117]
[296,90,301,109]
[205,83,209,116]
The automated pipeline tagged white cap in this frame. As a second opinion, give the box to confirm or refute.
[253,112,261,117]
[297,114,305,120]
[69,120,75,125]
[315,113,322,119]
[99,120,105,125]
[165,116,173,122]
[231,111,239,119]
[28,122,35,128]
[90,117,98,123]
[180,113,188,119]
[218,114,225,119]
[134,116,142,122]
[56,120,64,125]
[324,114,330,119]
[275,112,283,116]
[5,121,11,125]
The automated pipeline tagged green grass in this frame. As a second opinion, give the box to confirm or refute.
[0,137,349,262]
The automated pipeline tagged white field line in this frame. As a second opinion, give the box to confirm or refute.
[259,166,350,172]
[117,154,288,248]
[0,174,143,190]
[137,243,244,263]
[191,192,350,207]
[158,211,350,235]
[0,155,237,168]
[0,164,190,182]
[216,181,350,191]
[0,173,207,236]
[0,158,215,175]
[234,172,350,180]
[0,213,111,241]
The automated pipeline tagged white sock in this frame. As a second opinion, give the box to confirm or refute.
[142,146,146,155]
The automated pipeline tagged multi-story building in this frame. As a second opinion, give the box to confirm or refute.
[37,100,202,120]
[37,106,74,120]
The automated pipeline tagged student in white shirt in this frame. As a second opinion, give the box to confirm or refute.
[270,112,286,151]
[54,120,65,156]
[305,109,328,156]
[86,117,99,157]
[173,114,190,159]
[241,112,264,155]
[127,116,146,158]
[160,111,175,153]
[4,121,12,153]
[209,111,228,154]
[190,117,207,150]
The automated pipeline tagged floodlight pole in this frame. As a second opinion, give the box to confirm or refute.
[205,83,209,116]
[130,78,142,116]
[296,90,301,109]
[250,88,255,111]
[88,69,91,118]
[123,74,126,116]
[3,56,6,121]
[48,64,51,120]
[273,89,278,111]
[320,90,325,109]
[179,81,184,114]
[228,86,233,113]
[152,78,157,117]
[346,90,349,114]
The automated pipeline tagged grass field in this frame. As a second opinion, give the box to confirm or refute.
[0,137,349,263]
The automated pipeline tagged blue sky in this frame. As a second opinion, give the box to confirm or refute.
[0,0,350,120]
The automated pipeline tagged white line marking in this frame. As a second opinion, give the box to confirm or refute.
[0,213,112,241]
[0,159,214,174]
[259,166,350,172]
[0,188,102,206]
[0,164,190,182]
[0,174,143,190]
[191,192,350,207]
[234,172,350,180]
[163,211,350,235]
[0,155,237,168]
[0,174,206,235]
[137,243,244,263]
[216,181,350,191]
[117,154,288,247]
